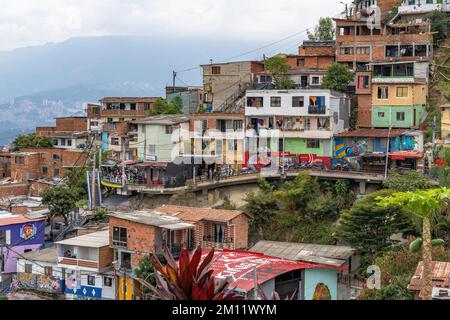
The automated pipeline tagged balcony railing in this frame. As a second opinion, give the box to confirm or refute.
[58,257,99,269]
[203,235,234,244]
[308,106,326,115]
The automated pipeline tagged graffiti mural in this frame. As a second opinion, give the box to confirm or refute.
[20,224,38,241]
[15,273,61,293]
[335,138,369,158]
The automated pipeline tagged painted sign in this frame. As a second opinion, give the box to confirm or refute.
[335,138,369,158]
[20,224,37,241]
[65,285,102,299]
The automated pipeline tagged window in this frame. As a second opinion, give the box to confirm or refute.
[53,139,58,146]
[378,112,385,118]
[400,45,413,57]
[386,45,399,57]
[259,75,272,83]
[130,103,137,110]
[297,58,305,66]
[396,112,405,121]
[292,96,305,107]
[415,44,427,57]
[60,138,66,146]
[306,139,320,149]
[120,252,132,270]
[119,103,126,110]
[0,254,4,272]
[44,266,53,276]
[0,230,9,245]
[25,264,32,274]
[214,224,226,243]
[233,120,243,131]
[109,123,117,131]
[42,167,48,175]
[165,125,173,134]
[247,97,263,107]
[15,157,24,165]
[357,76,369,89]
[396,87,408,98]
[67,139,72,147]
[87,275,96,286]
[211,66,221,75]
[53,168,60,177]
[148,144,156,155]
[53,154,61,161]
[311,76,320,85]
[112,227,128,247]
[111,137,120,146]
[104,277,113,287]
[107,118,113,123]
[377,86,389,99]
[270,97,281,108]
[340,47,354,55]
[356,47,370,55]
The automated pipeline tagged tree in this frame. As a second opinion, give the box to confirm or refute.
[244,188,278,237]
[383,170,432,192]
[322,63,354,92]
[138,246,242,300]
[377,188,450,300]
[307,17,335,41]
[426,10,448,44]
[150,98,183,116]
[335,190,412,255]
[264,55,295,90]
[41,186,80,225]
[12,133,53,151]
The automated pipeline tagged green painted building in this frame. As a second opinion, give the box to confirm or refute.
[372,105,425,128]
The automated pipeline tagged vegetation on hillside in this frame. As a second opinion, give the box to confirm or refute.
[322,63,355,92]
[264,55,295,90]
[149,96,183,116]
[307,17,335,41]
[12,133,53,151]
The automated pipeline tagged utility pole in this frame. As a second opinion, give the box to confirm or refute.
[385,126,392,180]
[92,134,97,209]
[172,71,177,93]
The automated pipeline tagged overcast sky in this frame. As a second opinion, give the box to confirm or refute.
[0,0,345,51]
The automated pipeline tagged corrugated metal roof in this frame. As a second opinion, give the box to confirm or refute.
[109,210,195,229]
[20,247,58,264]
[56,230,110,248]
[206,250,345,293]
[250,240,355,267]
[409,261,450,292]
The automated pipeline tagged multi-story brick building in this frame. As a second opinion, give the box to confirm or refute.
[255,41,336,89]
[0,151,11,179]
[334,0,433,128]
[86,97,161,160]
[202,61,265,112]
[108,205,250,300]
[10,148,87,182]
[395,0,450,25]
[36,116,89,150]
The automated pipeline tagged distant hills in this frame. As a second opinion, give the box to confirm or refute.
[0,35,267,146]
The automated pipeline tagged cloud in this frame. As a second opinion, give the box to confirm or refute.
[0,0,344,51]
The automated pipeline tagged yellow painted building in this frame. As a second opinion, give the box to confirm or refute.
[440,104,450,142]
[371,83,428,106]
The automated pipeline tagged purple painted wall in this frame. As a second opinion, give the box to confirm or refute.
[0,220,45,274]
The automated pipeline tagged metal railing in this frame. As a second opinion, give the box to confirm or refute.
[308,105,326,115]
[202,235,234,244]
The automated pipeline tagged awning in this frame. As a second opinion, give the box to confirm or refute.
[160,222,195,230]
[135,162,168,169]
[390,151,423,160]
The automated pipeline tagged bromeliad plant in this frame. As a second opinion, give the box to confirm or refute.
[137,246,242,300]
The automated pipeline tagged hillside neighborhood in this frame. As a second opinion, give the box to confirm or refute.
[1,0,450,301]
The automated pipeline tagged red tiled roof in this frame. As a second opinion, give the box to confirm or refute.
[154,205,250,223]
[203,250,345,293]
[335,129,409,138]
[390,151,423,159]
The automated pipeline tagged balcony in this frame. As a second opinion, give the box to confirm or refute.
[58,257,99,270]
[398,2,450,15]
[308,106,327,115]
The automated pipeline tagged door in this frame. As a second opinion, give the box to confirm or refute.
[301,76,308,88]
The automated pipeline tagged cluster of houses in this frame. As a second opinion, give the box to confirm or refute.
[0,0,450,300]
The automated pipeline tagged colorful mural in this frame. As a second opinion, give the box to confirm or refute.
[20,224,38,241]
[335,138,369,158]
[15,273,61,294]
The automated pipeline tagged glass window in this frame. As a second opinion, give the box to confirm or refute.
[103,277,113,287]
[0,230,7,245]
[148,144,156,155]
[112,227,128,247]
[270,97,281,108]
[378,112,385,118]
[247,97,263,107]
[306,139,320,148]
[53,154,61,161]
[165,126,173,134]
[87,275,96,286]
[357,76,370,89]
[212,66,221,75]
[214,224,226,243]
[292,96,304,107]
[377,86,389,99]
[42,167,48,174]
[25,264,32,274]
[397,112,406,121]
[396,87,408,97]
[44,266,53,276]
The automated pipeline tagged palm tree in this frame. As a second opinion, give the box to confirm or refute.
[377,188,450,300]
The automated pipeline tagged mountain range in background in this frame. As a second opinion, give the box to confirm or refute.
[0,35,272,146]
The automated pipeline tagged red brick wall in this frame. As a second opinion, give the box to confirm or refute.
[0,183,29,197]
[356,95,372,128]
[30,181,53,197]
[109,216,158,267]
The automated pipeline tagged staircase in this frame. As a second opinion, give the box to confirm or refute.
[53,213,91,242]
[216,85,248,113]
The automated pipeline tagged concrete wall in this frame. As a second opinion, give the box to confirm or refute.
[371,105,425,127]
[304,268,338,300]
